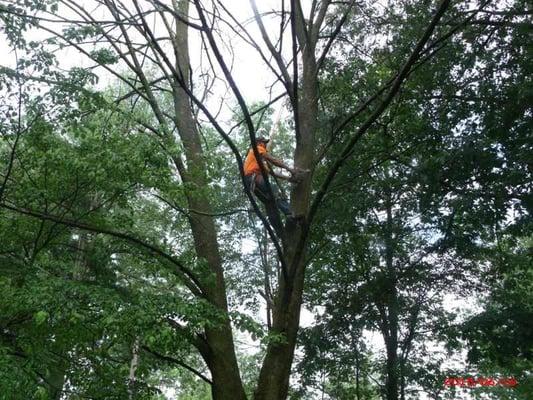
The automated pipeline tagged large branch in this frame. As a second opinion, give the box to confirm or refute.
[0,203,205,297]
[141,345,212,385]
[289,0,301,143]
[292,0,310,46]
[311,0,331,43]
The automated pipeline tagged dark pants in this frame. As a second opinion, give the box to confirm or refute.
[245,174,291,215]
[244,174,291,235]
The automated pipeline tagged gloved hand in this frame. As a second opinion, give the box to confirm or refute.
[289,168,310,183]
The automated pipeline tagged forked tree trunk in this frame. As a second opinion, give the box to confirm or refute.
[170,1,448,398]
[171,2,319,398]
[254,33,319,399]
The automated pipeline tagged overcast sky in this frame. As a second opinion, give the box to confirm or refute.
[1,0,294,128]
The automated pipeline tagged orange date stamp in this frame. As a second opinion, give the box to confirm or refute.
[444,377,517,388]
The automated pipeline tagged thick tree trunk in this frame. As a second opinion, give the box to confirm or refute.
[254,34,318,399]
[170,2,246,399]
[385,338,399,400]
[254,256,306,399]
[203,325,247,400]
[384,186,399,400]
[173,81,247,400]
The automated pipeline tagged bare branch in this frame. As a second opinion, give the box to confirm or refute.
[316,0,357,71]
[249,0,294,96]
[150,0,205,31]
[311,0,331,42]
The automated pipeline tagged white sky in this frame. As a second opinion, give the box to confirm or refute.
[1,0,292,122]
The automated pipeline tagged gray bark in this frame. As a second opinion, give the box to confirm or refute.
[170,2,246,398]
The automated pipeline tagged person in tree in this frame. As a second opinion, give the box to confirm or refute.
[243,137,304,234]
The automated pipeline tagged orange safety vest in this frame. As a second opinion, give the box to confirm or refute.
[243,144,269,176]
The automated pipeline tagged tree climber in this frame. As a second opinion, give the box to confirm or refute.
[243,137,304,235]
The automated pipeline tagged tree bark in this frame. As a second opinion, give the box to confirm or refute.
[254,5,318,396]
[384,185,399,400]
[128,337,140,400]
[385,338,399,400]
[254,255,306,399]
[170,2,246,399]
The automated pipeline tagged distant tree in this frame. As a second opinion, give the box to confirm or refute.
[461,237,532,400]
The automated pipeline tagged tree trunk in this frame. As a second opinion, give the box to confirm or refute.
[385,339,399,400]
[384,185,399,400]
[128,338,140,400]
[254,256,306,399]
[254,28,318,399]
[170,2,246,399]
